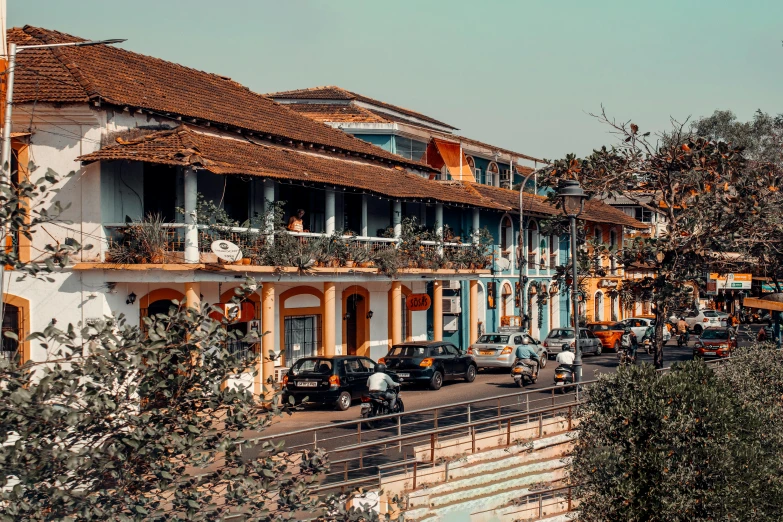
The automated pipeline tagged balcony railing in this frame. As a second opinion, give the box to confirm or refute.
[103,224,480,271]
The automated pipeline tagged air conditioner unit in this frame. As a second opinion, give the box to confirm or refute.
[443,296,462,314]
[441,280,461,290]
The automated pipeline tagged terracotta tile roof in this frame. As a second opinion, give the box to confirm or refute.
[8,26,430,171]
[284,103,387,123]
[268,86,547,164]
[468,183,647,229]
[76,126,507,210]
[268,86,458,130]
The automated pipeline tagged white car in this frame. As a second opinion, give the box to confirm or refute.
[713,311,729,327]
[684,309,722,334]
[619,317,670,341]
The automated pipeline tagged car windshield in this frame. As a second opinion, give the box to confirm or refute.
[478,334,509,344]
[701,329,728,340]
[291,359,333,375]
[703,311,719,317]
[588,324,609,331]
[548,329,574,339]
[389,345,428,357]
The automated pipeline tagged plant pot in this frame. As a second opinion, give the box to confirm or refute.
[150,253,165,264]
[242,258,251,265]
[359,261,372,268]
[345,260,355,268]
[330,259,340,268]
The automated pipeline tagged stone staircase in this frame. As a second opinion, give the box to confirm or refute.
[399,431,575,522]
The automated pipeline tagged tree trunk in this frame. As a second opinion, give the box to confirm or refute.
[654,304,665,369]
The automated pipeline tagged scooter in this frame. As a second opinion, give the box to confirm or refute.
[553,364,574,393]
[511,359,537,387]
[360,387,403,428]
[618,346,637,366]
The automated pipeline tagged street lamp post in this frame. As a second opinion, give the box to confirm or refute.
[558,180,587,383]
[0,37,125,319]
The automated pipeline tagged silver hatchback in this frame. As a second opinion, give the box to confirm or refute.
[468,332,548,369]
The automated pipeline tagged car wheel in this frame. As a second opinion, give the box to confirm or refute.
[595,344,602,356]
[429,370,444,390]
[465,365,477,383]
[613,341,621,352]
[694,325,703,335]
[539,356,547,369]
[335,391,352,411]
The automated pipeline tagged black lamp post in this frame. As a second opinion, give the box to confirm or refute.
[558,180,587,383]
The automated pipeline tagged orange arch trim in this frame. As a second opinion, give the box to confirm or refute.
[139,288,185,309]
[278,286,325,363]
[4,293,30,364]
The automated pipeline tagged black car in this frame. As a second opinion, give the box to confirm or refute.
[379,341,477,390]
[282,356,378,411]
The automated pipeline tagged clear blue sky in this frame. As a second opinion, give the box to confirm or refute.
[10,0,783,161]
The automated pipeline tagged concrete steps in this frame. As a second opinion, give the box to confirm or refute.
[401,431,574,522]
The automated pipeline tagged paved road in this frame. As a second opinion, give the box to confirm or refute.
[260,339,700,437]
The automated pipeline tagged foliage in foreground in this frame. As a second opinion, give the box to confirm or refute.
[570,347,783,521]
[0,282,387,521]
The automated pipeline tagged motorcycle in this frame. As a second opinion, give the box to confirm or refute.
[511,359,537,387]
[618,346,636,366]
[642,337,653,355]
[553,364,574,393]
[360,387,403,428]
[677,331,689,347]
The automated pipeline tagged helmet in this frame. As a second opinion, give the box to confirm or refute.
[624,327,632,334]
[563,345,573,352]
[376,363,387,373]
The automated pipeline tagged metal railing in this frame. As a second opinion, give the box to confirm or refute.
[244,381,592,495]
[472,483,577,521]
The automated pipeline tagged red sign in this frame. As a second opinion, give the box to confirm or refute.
[406,293,432,311]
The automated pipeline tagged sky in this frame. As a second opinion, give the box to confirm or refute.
[9,0,783,163]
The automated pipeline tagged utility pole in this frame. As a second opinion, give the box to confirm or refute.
[0,33,126,322]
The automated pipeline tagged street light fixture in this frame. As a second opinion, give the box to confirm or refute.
[0,37,126,318]
[558,180,587,383]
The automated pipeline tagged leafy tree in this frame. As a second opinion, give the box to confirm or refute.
[0,282,389,521]
[0,168,389,520]
[571,352,783,521]
[541,110,772,367]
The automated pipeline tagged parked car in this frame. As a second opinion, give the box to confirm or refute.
[468,331,548,369]
[714,311,729,327]
[586,322,625,351]
[619,317,670,341]
[542,328,603,357]
[282,356,379,411]
[693,327,737,358]
[379,341,477,390]
[684,309,722,335]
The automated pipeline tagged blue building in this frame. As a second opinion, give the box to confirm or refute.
[269,87,644,345]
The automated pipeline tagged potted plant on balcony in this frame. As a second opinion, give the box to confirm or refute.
[373,248,401,278]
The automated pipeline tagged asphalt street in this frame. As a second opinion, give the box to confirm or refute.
[259,338,703,437]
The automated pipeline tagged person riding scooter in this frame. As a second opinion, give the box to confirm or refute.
[676,317,689,345]
[556,345,576,368]
[514,340,540,379]
[620,326,638,362]
[366,364,399,408]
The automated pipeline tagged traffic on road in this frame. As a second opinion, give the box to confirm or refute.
[267,321,766,435]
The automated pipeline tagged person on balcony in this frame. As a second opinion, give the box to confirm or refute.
[287,209,308,233]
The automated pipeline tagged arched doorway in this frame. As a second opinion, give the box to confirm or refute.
[2,303,21,364]
[342,286,370,356]
[611,293,620,321]
[500,215,513,264]
[594,291,604,321]
[501,282,513,321]
[527,221,538,270]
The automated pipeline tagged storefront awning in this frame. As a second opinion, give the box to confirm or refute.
[425,138,476,182]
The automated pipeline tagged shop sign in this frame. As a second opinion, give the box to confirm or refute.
[708,273,751,293]
[598,279,619,289]
[211,240,243,262]
[406,293,431,311]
